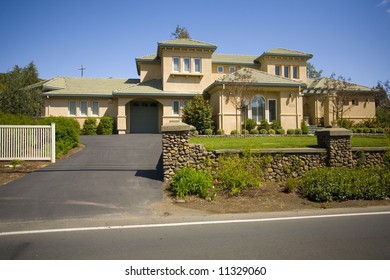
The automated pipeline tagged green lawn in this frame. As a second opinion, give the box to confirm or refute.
[189,135,388,150]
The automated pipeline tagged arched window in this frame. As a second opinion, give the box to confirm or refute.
[252,95,265,123]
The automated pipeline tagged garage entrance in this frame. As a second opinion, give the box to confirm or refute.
[130,101,159,133]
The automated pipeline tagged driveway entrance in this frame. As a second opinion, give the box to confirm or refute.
[0,134,163,222]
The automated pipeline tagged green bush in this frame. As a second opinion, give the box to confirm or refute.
[217,154,261,195]
[260,129,267,135]
[242,129,249,135]
[300,168,390,202]
[82,117,97,135]
[97,116,115,135]
[301,119,309,134]
[216,129,225,135]
[370,128,377,134]
[377,128,384,134]
[271,120,282,130]
[338,119,354,129]
[250,129,259,134]
[356,128,364,133]
[284,178,300,193]
[39,116,80,158]
[0,111,34,125]
[230,129,238,135]
[287,129,295,135]
[363,127,371,133]
[268,129,275,135]
[244,119,257,131]
[204,128,213,135]
[276,128,285,135]
[259,120,270,131]
[295,128,303,135]
[170,167,213,199]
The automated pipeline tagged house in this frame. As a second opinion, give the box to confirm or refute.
[39,38,378,133]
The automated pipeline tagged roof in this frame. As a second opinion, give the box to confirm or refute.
[303,77,376,95]
[208,68,306,91]
[40,77,139,97]
[211,54,258,65]
[157,38,217,50]
[257,48,313,60]
[113,79,198,97]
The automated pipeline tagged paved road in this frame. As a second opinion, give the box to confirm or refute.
[0,134,163,222]
[0,210,389,259]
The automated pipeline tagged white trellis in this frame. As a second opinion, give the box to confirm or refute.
[0,123,56,163]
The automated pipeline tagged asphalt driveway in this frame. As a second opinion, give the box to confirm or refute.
[0,134,163,222]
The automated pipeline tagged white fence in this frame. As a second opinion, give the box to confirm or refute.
[0,123,56,163]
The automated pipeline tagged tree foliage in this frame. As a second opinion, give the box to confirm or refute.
[171,25,191,39]
[376,80,390,127]
[307,62,323,79]
[0,62,42,117]
[182,95,213,134]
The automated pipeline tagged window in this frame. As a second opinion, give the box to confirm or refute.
[293,66,299,79]
[352,99,359,106]
[229,67,235,73]
[80,101,88,116]
[173,57,180,72]
[69,101,76,116]
[275,65,281,76]
[183,100,188,108]
[268,99,277,122]
[172,101,180,115]
[217,66,224,73]
[284,66,290,78]
[92,101,99,116]
[194,58,201,73]
[183,58,190,72]
[251,95,265,123]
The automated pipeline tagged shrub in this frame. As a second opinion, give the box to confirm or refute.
[216,129,225,135]
[301,119,309,135]
[377,128,384,134]
[356,128,364,133]
[295,128,302,135]
[370,128,377,134]
[300,168,390,202]
[242,129,249,135]
[82,118,97,135]
[170,167,213,199]
[287,129,295,135]
[204,128,213,135]
[193,130,199,135]
[250,129,259,134]
[0,111,34,125]
[39,116,80,158]
[182,94,213,134]
[230,129,238,135]
[268,129,275,135]
[244,119,257,131]
[217,154,261,195]
[276,128,285,135]
[338,119,354,129]
[271,120,282,130]
[97,116,115,135]
[259,120,270,131]
[363,127,371,133]
[284,178,300,193]
[260,129,267,135]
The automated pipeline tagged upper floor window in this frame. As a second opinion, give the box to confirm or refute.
[194,58,201,73]
[292,66,299,79]
[173,57,180,72]
[183,58,190,72]
[217,66,224,73]
[284,66,290,78]
[80,101,88,116]
[69,101,76,116]
[275,65,281,76]
[229,67,236,73]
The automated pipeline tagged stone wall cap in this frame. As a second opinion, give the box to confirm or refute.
[315,127,352,137]
[214,147,326,154]
[352,147,388,152]
[161,122,196,132]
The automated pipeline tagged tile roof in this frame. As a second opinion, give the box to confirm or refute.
[303,77,375,95]
[40,77,139,97]
[257,48,313,60]
[211,54,258,65]
[158,38,217,50]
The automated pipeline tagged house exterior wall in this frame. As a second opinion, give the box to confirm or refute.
[140,63,162,82]
[260,57,308,83]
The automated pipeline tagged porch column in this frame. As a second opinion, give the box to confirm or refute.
[117,98,131,134]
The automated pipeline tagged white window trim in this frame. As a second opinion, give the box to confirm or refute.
[194,58,201,73]
[217,66,224,73]
[92,101,99,116]
[173,57,180,72]
[172,100,180,115]
[80,100,88,116]
[268,99,277,122]
[183,58,191,73]
[69,100,77,116]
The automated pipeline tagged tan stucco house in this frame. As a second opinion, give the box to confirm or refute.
[38,38,377,133]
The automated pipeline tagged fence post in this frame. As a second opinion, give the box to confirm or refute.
[51,123,56,163]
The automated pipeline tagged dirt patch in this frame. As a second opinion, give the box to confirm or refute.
[158,183,390,215]
[0,145,84,186]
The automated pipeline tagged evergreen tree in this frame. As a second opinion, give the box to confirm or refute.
[307,62,323,79]
[182,95,213,134]
[171,25,191,39]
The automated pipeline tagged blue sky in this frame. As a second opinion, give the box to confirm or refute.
[0,0,389,87]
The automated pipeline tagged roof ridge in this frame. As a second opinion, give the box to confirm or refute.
[243,68,303,84]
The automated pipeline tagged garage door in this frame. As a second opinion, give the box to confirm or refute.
[130,102,159,133]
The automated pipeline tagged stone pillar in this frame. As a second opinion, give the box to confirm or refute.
[316,128,353,167]
[161,122,195,182]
